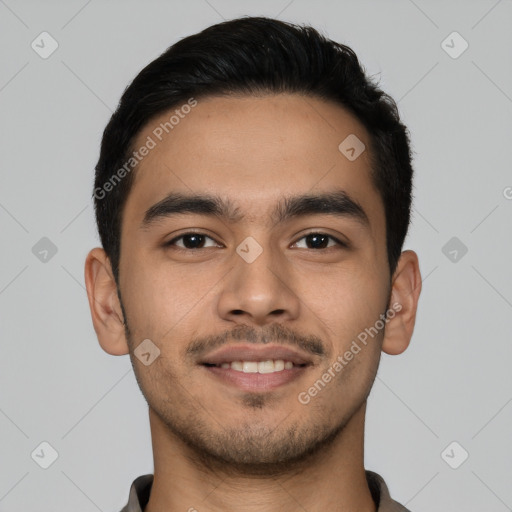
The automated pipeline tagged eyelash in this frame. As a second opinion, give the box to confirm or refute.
[165,231,347,251]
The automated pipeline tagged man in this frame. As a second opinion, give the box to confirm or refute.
[85,16,421,512]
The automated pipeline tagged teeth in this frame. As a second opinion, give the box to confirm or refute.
[215,359,298,373]
[231,361,243,371]
[243,361,258,373]
[258,360,275,373]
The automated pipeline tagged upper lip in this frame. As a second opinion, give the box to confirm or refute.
[198,344,314,366]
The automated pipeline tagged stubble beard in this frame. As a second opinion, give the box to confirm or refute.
[119,292,379,478]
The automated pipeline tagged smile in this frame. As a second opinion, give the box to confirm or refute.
[203,359,303,373]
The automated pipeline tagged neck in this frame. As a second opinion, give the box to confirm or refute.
[144,403,376,512]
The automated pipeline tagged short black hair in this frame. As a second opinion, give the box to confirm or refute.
[94,16,414,284]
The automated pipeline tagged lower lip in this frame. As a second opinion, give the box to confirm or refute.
[201,365,309,392]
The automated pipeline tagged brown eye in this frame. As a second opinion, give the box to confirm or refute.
[166,233,219,250]
[294,233,346,250]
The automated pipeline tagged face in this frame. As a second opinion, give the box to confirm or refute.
[116,94,392,471]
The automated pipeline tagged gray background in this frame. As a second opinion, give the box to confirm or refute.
[1,0,511,510]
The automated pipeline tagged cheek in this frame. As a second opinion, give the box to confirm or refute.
[332,347,381,404]
[301,262,388,335]
[121,253,217,341]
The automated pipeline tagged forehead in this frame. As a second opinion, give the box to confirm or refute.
[124,93,384,236]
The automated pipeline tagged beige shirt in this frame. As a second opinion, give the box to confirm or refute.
[119,470,411,511]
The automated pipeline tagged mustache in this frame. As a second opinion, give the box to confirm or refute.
[186,323,326,359]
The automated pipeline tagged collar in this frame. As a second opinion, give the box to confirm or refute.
[120,470,410,511]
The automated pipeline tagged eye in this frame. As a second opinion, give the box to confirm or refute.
[165,232,220,250]
[293,232,347,250]
[164,231,347,251]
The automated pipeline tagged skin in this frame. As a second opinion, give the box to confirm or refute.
[85,93,421,512]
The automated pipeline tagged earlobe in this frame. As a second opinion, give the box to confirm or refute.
[381,250,422,356]
[84,248,130,356]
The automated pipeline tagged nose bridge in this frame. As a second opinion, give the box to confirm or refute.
[234,234,286,294]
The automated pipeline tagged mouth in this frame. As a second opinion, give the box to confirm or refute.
[198,344,314,392]
[202,359,306,373]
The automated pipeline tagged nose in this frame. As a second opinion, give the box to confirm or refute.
[216,241,301,326]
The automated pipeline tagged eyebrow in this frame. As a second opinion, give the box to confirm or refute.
[140,189,370,230]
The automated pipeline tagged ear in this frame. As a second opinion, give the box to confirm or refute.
[381,250,422,355]
[84,247,129,355]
